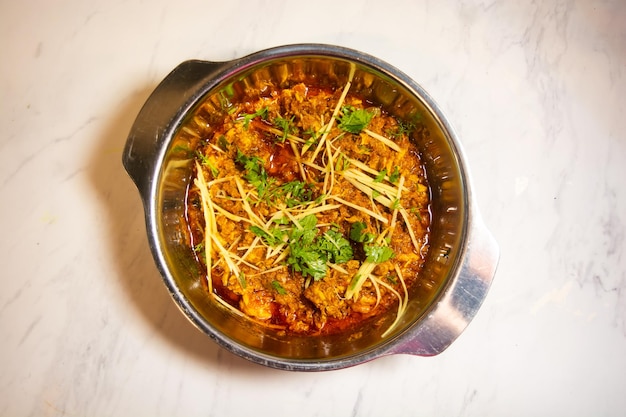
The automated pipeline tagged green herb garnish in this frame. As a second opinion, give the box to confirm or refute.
[240,107,269,129]
[196,151,219,178]
[350,222,395,263]
[217,92,231,111]
[287,215,328,280]
[319,229,353,264]
[217,135,230,151]
[193,242,205,253]
[271,280,287,295]
[350,222,375,243]
[364,244,395,263]
[236,150,315,207]
[252,214,353,281]
[410,207,423,221]
[388,119,415,139]
[303,127,320,146]
[250,225,286,246]
[274,115,297,143]
[235,150,273,201]
[279,180,314,207]
[389,166,400,183]
[337,105,373,134]
[374,168,387,183]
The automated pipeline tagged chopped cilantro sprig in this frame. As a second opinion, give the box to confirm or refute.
[240,107,269,129]
[250,214,353,281]
[235,150,273,201]
[337,105,374,134]
[349,222,395,263]
[273,115,298,143]
[235,150,314,207]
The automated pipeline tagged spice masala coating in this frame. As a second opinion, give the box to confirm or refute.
[184,79,432,336]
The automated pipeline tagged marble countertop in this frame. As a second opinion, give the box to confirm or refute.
[2,0,625,415]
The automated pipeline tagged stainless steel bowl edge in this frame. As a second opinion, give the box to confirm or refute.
[122,44,499,371]
[123,59,227,201]
[385,206,499,357]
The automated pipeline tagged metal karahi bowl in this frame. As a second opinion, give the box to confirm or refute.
[122,44,499,371]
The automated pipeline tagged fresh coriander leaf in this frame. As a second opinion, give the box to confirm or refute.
[297,214,318,232]
[314,194,327,204]
[298,225,318,247]
[272,216,290,225]
[196,151,219,178]
[235,150,273,201]
[301,255,328,280]
[364,245,395,263]
[363,232,376,244]
[288,215,318,251]
[236,151,314,207]
[350,222,375,243]
[279,181,313,207]
[208,163,219,178]
[285,214,329,280]
[320,229,353,264]
[337,105,373,134]
[374,169,387,183]
[349,222,366,242]
[271,280,287,295]
[386,274,398,285]
[287,245,327,280]
[274,115,297,143]
[389,166,400,183]
[195,150,210,165]
[303,127,320,145]
[217,135,230,151]
[388,119,415,139]
[250,226,285,246]
[411,208,423,221]
[241,107,269,129]
[280,181,301,199]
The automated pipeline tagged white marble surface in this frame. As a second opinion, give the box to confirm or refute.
[1,0,625,415]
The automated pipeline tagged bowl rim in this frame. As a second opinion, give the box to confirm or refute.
[123,43,497,371]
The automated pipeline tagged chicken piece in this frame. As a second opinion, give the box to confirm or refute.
[351,291,378,314]
[240,290,274,321]
[304,279,348,320]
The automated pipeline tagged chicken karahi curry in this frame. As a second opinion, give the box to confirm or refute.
[181,66,432,337]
